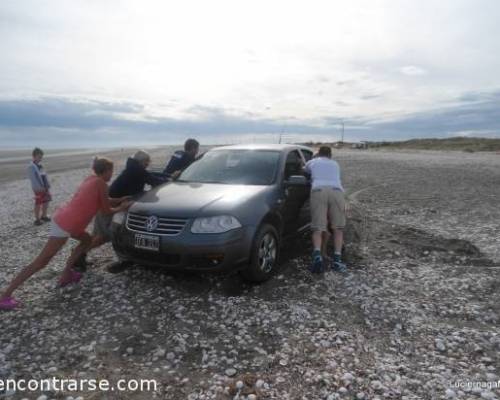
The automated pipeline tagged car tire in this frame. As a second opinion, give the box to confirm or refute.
[241,223,280,282]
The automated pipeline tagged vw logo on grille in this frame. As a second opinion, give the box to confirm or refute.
[145,216,158,232]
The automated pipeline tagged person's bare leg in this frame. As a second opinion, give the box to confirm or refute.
[312,230,323,251]
[309,230,325,272]
[329,227,346,272]
[73,234,108,270]
[333,228,344,255]
[41,202,49,218]
[88,235,108,252]
[321,231,330,258]
[34,203,41,221]
[0,238,67,299]
[59,233,91,282]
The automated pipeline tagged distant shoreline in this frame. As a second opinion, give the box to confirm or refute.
[0,148,119,163]
[0,145,167,163]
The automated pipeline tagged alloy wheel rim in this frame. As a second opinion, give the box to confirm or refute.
[258,233,277,273]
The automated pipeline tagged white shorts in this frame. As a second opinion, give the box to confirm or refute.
[49,221,71,238]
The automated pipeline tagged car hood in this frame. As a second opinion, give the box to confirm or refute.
[129,182,273,218]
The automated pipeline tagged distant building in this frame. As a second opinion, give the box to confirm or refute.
[351,141,368,149]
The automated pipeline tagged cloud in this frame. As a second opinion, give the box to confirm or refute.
[0,98,143,130]
[457,91,499,103]
[2,1,500,128]
[360,94,382,100]
[400,66,427,76]
[0,96,344,147]
[0,91,499,147]
[356,90,500,139]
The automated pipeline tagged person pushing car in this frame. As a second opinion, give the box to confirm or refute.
[163,138,201,179]
[304,146,348,273]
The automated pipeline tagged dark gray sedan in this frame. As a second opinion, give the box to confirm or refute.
[110,144,313,281]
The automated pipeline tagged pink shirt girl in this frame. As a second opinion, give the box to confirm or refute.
[53,175,106,236]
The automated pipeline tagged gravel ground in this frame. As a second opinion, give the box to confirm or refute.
[0,149,499,400]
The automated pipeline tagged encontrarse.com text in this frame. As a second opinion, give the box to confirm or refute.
[0,378,158,392]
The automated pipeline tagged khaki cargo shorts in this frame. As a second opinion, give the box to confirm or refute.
[310,186,346,231]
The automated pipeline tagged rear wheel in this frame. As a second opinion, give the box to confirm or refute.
[241,224,280,282]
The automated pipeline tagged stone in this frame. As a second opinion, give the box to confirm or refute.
[342,372,354,381]
[435,339,446,352]
[255,379,265,389]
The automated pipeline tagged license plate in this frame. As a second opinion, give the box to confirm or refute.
[134,233,160,251]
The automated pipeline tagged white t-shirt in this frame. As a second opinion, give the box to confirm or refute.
[304,157,344,191]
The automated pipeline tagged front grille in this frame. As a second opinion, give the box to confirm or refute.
[126,212,187,236]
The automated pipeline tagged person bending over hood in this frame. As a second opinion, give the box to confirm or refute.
[109,151,166,198]
[163,138,200,179]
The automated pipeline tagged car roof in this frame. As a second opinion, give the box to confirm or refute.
[210,144,313,152]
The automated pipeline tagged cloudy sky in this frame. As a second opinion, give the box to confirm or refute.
[1,0,500,147]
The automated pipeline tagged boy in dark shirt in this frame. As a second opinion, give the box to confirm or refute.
[163,138,200,178]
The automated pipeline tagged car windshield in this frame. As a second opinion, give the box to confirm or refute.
[179,149,281,185]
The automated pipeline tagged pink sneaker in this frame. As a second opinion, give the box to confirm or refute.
[58,269,83,287]
[0,296,19,310]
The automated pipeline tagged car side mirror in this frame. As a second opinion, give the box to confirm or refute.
[286,175,309,186]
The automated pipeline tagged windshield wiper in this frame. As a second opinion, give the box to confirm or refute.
[199,180,227,184]
[174,179,226,184]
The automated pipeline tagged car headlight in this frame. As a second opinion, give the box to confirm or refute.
[191,215,242,234]
[112,211,126,225]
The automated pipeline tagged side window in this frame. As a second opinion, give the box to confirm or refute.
[284,150,303,179]
[301,149,313,162]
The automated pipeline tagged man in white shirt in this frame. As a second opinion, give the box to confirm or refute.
[304,146,347,273]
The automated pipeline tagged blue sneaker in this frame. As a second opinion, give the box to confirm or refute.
[332,260,347,273]
[309,250,324,273]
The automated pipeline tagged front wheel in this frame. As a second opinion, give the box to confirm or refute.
[241,224,280,282]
